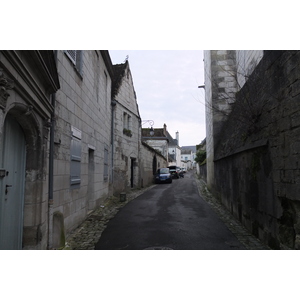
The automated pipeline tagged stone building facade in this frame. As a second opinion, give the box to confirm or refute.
[204,50,300,249]
[0,50,169,249]
[140,142,168,187]
[181,146,196,170]
[142,123,170,159]
[111,60,142,195]
[0,51,60,249]
[167,131,181,166]
[50,51,114,249]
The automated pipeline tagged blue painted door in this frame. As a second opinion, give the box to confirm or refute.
[0,115,26,250]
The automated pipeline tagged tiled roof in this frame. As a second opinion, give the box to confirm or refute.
[165,131,178,146]
[181,145,197,153]
[112,61,128,98]
[142,128,167,138]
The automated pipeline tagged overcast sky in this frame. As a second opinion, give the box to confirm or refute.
[109,50,206,147]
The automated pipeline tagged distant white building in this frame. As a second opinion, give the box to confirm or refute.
[167,130,181,167]
[142,124,181,167]
[180,146,197,170]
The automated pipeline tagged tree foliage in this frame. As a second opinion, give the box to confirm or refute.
[195,149,206,165]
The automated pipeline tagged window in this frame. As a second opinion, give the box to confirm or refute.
[104,146,109,181]
[65,50,77,64]
[70,126,82,188]
[65,50,83,76]
[123,112,132,137]
[123,112,132,130]
[128,115,132,130]
[123,112,127,129]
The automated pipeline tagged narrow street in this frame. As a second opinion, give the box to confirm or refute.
[95,172,259,250]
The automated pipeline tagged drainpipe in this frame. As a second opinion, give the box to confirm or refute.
[111,99,117,185]
[47,92,55,249]
[48,50,58,249]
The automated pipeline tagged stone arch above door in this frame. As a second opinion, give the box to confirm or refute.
[3,104,47,248]
[6,103,43,170]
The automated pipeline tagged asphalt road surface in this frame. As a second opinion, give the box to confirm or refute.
[95,171,246,250]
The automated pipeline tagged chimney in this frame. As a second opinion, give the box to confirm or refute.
[176,131,179,145]
[163,123,167,136]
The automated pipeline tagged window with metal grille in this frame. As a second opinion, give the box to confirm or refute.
[64,50,83,76]
[65,50,77,65]
[70,126,82,188]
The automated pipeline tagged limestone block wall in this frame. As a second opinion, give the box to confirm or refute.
[212,51,300,249]
[203,51,214,189]
[204,50,238,190]
[0,51,59,249]
[143,139,168,159]
[112,63,142,195]
[140,142,168,187]
[204,50,263,192]
[53,51,112,241]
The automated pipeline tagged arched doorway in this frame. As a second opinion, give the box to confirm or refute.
[0,114,26,249]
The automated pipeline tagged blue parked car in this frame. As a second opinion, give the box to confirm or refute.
[154,168,173,184]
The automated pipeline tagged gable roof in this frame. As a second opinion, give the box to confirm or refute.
[112,61,128,98]
[181,146,197,153]
[165,131,178,147]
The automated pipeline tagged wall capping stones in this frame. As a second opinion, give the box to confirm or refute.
[214,139,268,162]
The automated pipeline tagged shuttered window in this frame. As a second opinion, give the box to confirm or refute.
[65,50,77,65]
[70,126,82,188]
[64,50,83,76]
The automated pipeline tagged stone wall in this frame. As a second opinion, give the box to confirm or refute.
[236,50,263,88]
[197,163,207,182]
[204,50,238,191]
[0,51,59,249]
[53,51,112,243]
[213,51,300,249]
[112,62,142,195]
[143,138,169,159]
[140,142,168,187]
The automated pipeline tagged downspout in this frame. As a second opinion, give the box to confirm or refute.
[111,99,117,185]
[48,50,58,249]
[48,92,55,249]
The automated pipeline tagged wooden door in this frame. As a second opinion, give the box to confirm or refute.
[0,115,26,250]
